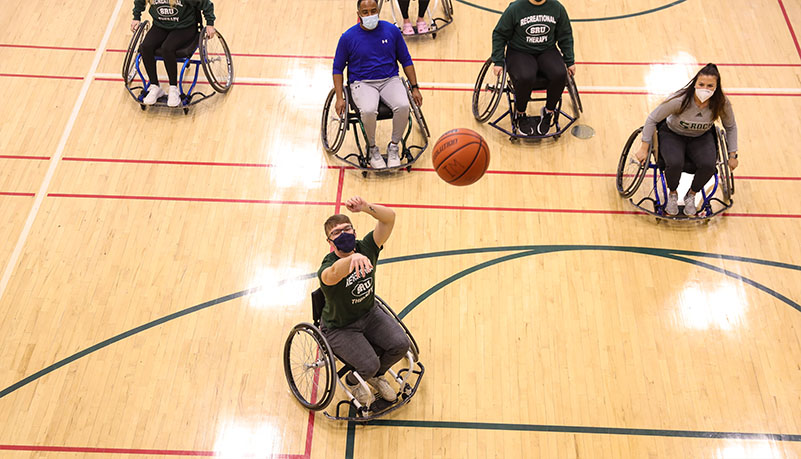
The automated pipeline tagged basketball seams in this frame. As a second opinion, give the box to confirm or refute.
[446,142,487,184]
[433,141,481,169]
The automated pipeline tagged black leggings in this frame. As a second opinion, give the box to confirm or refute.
[398,0,431,19]
[139,25,197,86]
[505,46,567,113]
[658,124,717,193]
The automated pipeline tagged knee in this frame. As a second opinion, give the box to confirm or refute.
[388,336,410,357]
[392,99,410,114]
[140,42,156,55]
[550,67,567,85]
[357,355,380,379]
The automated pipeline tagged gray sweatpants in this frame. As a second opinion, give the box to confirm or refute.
[350,76,410,147]
[322,300,410,380]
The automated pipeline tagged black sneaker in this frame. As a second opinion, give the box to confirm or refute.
[514,113,535,135]
[537,107,553,135]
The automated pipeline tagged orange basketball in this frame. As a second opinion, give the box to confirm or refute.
[431,128,490,186]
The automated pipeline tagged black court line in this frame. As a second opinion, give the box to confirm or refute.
[453,0,687,21]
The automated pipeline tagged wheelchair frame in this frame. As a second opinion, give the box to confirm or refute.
[378,0,454,39]
[283,289,424,422]
[122,20,233,115]
[321,77,430,177]
[472,57,582,141]
[616,125,735,221]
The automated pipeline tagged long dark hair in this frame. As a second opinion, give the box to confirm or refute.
[672,63,728,120]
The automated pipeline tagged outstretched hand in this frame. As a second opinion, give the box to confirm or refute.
[349,253,373,278]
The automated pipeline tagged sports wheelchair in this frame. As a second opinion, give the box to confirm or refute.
[378,0,454,39]
[616,124,734,221]
[122,19,233,114]
[472,57,582,141]
[283,289,424,421]
[321,78,430,177]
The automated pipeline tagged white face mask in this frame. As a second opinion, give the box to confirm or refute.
[695,88,714,103]
[361,13,379,30]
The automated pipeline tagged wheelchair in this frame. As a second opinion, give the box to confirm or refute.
[122,19,233,114]
[616,124,735,221]
[472,57,582,141]
[283,289,424,421]
[321,77,430,177]
[378,0,454,39]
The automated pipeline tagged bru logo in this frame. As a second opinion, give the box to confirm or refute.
[433,138,458,161]
[351,278,373,297]
[526,24,550,36]
[158,6,178,16]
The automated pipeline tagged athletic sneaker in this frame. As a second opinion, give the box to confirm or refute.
[143,85,165,105]
[386,142,402,167]
[347,379,375,407]
[665,191,679,216]
[514,113,535,136]
[368,145,386,169]
[367,376,397,402]
[683,193,697,216]
[167,85,181,107]
[416,20,430,34]
[536,107,553,135]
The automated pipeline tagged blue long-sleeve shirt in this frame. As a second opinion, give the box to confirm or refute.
[332,21,413,83]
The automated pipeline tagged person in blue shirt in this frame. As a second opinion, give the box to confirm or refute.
[333,0,423,169]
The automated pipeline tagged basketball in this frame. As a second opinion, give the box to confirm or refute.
[431,128,490,186]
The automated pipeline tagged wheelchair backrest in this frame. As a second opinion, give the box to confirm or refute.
[311,288,326,327]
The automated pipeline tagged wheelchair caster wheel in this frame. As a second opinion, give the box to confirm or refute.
[432,33,437,39]
[553,134,561,140]
[183,108,189,115]
[362,171,368,178]
[139,104,146,111]
[406,165,412,173]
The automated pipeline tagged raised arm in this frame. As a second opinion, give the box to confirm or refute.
[346,196,395,248]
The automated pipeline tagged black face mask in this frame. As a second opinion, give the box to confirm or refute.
[332,232,356,253]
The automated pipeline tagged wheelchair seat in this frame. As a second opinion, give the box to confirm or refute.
[345,87,395,121]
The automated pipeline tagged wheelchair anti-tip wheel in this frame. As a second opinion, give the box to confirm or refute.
[472,58,506,123]
[123,21,150,86]
[283,322,337,411]
[321,88,348,154]
[200,30,233,93]
[616,127,650,198]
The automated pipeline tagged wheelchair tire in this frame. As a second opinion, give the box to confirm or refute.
[616,127,650,198]
[443,0,454,18]
[123,21,149,86]
[566,72,583,119]
[404,78,430,139]
[200,30,233,93]
[472,58,506,123]
[321,88,348,154]
[375,296,420,363]
[283,322,337,411]
[716,128,734,200]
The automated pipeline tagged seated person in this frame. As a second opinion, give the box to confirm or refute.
[333,0,424,169]
[491,0,575,135]
[318,196,409,407]
[398,0,431,35]
[131,0,216,107]
[635,64,740,216]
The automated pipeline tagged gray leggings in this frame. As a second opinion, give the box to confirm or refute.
[350,76,410,147]
[322,300,410,380]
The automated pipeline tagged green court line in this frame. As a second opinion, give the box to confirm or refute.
[452,0,687,21]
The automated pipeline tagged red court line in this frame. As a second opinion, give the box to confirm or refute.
[777,0,801,61]
[61,156,349,171]
[0,43,95,52]
[0,192,36,197]
[0,155,51,160]
[0,444,307,458]
[0,73,82,81]
[47,193,337,206]
[335,167,346,214]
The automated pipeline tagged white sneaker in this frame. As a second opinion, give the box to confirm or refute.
[386,142,402,168]
[683,193,697,216]
[167,85,181,107]
[367,376,397,402]
[347,379,375,407]
[143,85,165,105]
[368,145,386,169]
[665,191,679,216]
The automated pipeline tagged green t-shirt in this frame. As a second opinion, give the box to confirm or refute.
[133,0,216,29]
[317,231,382,329]
[491,0,574,66]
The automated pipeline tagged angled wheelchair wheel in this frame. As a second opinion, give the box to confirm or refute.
[321,88,348,153]
[617,127,650,198]
[200,30,233,93]
[566,72,582,118]
[283,322,337,411]
[122,21,149,86]
[375,296,420,363]
[472,58,506,123]
[403,78,430,139]
[443,0,454,18]
[716,128,734,200]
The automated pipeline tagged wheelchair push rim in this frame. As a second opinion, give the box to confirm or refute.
[616,127,650,198]
[123,21,150,86]
[716,128,735,201]
[321,88,348,154]
[404,78,430,139]
[200,30,234,93]
[283,323,337,411]
[472,58,506,123]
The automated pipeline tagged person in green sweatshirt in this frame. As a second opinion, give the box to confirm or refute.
[131,0,216,107]
[491,0,575,135]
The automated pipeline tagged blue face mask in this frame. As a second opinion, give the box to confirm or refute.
[333,232,356,253]
[361,13,379,30]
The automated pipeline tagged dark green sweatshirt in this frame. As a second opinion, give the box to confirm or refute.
[491,0,574,66]
[133,0,215,29]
